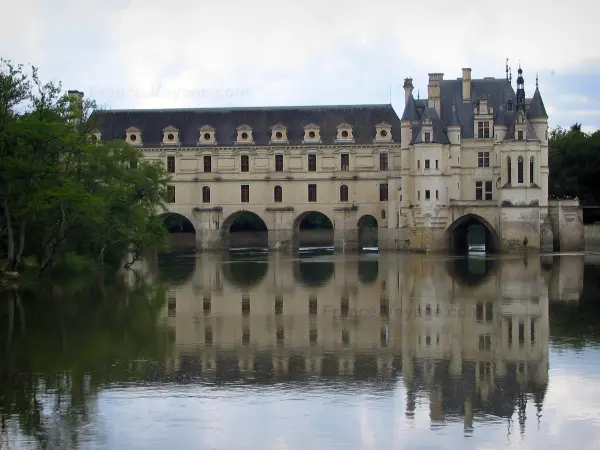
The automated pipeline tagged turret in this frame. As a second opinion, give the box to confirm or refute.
[403,78,414,105]
[495,105,508,142]
[400,94,419,149]
[447,105,461,145]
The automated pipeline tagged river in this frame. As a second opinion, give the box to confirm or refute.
[1,251,600,449]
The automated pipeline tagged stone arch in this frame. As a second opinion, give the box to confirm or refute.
[357,214,379,251]
[221,210,269,250]
[160,212,196,233]
[445,213,501,254]
[292,211,334,250]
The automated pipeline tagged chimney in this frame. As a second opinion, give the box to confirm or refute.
[427,73,443,117]
[461,68,471,102]
[67,90,84,123]
[403,78,414,105]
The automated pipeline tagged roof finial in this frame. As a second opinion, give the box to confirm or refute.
[506,58,509,80]
[536,72,539,89]
[417,89,420,100]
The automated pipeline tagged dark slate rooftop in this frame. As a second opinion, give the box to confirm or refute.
[90,104,402,147]
[401,75,548,143]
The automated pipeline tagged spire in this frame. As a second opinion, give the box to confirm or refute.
[527,86,548,119]
[506,58,509,80]
[516,66,526,111]
[401,93,420,122]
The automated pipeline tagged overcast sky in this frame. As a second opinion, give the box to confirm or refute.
[1,0,599,133]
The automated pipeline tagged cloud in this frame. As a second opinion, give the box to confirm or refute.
[1,0,599,129]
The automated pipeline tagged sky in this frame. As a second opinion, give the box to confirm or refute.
[1,0,599,133]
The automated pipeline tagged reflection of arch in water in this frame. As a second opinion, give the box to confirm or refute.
[221,210,268,249]
[293,260,335,286]
[221,255,269,288]
[357,215,378,251]
[358,260,378,284]
[157,249,197,286]
[446,256,498,286]
[445,214,501,254]
[293,211,334,249]
[160,212,195,233]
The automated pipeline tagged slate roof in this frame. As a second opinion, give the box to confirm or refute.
[90,104,402,147]
[400,75,547,142]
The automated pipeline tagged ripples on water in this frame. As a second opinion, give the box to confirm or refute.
[2,251,600,449]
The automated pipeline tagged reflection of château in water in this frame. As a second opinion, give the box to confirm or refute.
[151,252,585,431]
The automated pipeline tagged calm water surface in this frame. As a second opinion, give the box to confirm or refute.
[2,251,600,449]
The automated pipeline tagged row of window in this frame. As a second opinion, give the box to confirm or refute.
[417,159,439,170]
[166,153,390,174]
[166,183,390,204]
[507,156,535,184]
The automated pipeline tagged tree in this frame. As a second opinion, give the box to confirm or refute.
[549,124,600,206]
[0,58,170,275]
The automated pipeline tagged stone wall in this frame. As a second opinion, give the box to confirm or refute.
[499,206,541,251]
[585,224,600,250]
[548,200,585,252]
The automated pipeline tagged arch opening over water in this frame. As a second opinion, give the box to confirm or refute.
[222,211,268,250]
[293,211,334,251]
[357,215,378,251]
[446,214,501,255]
[160,212,196,249]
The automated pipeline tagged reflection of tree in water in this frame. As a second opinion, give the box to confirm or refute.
[358,260,378,284]
[0,271,172,449]
[294,261,334,286]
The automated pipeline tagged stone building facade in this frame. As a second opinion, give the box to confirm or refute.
[90,66,583,252]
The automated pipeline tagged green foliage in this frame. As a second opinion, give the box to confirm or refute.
[549,124,600,205]
[0,58,170,275]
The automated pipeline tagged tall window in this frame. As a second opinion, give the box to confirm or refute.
[507,157,512,184]
[517,156,524,184]
[167,156,175,173]
[379,183,388,201]
[341,154,349,171]
[167,185,175,203]
[517,130,524,140]
[424,132,431,143]
[308,154,317,172]
[308,184,317,202]
[274,185,282,202]
[425,190,431,200]
[485,181,493,200]
[475,181,483,200]
[477,121,490,138]
[435,159,439,169]
[530,157,534,184]
[241,185,249,203]
[340,184,348,202]
[202,186,210,203]
[275,154,284,171]
[241,155,249,172]
[379,153,388,171]
[425,159,430,169]
[478,151,490,167]
[203,155,212,173]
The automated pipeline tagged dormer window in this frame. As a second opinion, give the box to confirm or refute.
[507,100,514,112]
[125,127,142,146]
[336,123,354,142]
[303,123,322,143]
[477,121,490,138]
[375,122,393,142]
[199,125,216,145]
[270,124,288,144]
[236,124,254,144]
[162,125,180,145]
[424,132,431,143]
[514,110,526,140]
